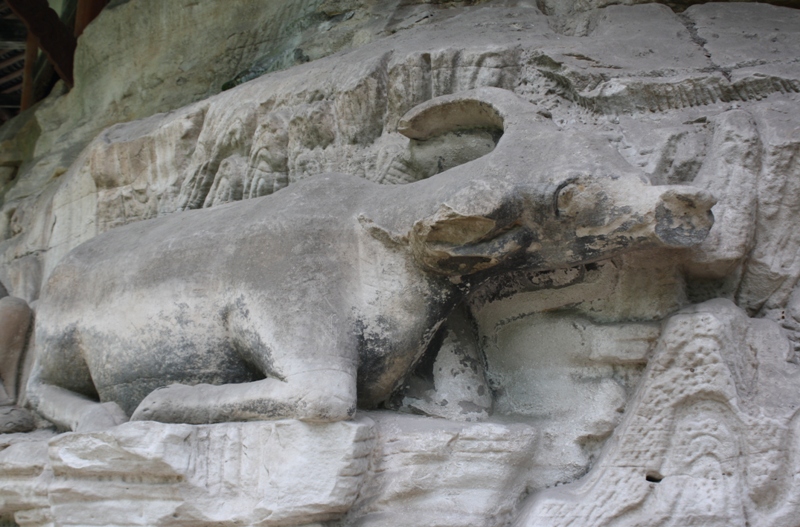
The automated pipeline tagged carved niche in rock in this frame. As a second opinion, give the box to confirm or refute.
[25,88,715,431]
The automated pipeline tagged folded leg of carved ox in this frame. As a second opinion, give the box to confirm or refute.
[26,87,715,431]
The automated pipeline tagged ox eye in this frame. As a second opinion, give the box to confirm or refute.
[554,179,580,218]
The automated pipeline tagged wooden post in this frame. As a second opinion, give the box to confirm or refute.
[75,0,108,37]
[5,0,77,87]
[20,32,38,111]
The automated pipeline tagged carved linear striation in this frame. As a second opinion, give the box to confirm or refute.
[44,419,376,527]
[540,67,800,114]
[521,300,800,527]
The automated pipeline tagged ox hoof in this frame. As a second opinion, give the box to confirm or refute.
[76,402,128,433]
[131,383,200,423]
[0,405,36,433]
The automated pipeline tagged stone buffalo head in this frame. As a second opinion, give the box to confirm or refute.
[391,88,715,276]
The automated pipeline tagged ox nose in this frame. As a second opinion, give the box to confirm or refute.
[654,187,716,248]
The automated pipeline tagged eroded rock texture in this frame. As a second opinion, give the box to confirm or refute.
[522,300,800,527]
[0,1,799,526]
[0,286,34,434]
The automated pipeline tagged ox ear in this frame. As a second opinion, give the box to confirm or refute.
[407,179,530,276]
[408,203,529,276]
[411,205,497,247]
[409,204,498,275]
[357,214,408,248]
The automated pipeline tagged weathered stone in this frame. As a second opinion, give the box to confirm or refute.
[685,110,760,281]
[399,306,492,421]
[687,3,800,77]
[0,295,34,433]
[347,412,537,527]
[1,2,799,527]
[519,299,800,527]
[0,407,34,434]
[0,429,56,526]
[0,296,31,403]
[0,419,372,527]
[478,309,660,489]
[735,98,800,315]
[26,88,714,431]
[46,418,374,527]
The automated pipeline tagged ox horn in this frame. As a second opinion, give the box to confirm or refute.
[396,87,535,141]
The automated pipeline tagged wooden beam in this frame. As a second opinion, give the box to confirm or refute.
[5,0,76,87]
[1,82,20,94]
[20,31,36,110]
[75,0,108,37]
[0,41,23,50]
[0,51,23,70]
[0,65,22,85]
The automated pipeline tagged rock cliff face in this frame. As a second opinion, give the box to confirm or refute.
[1,1,800,526]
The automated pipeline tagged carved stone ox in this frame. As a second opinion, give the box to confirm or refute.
[27,88,715,431]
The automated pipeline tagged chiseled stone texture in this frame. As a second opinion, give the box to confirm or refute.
[24,86,715,432]
[348,413,538,527]
[0,430,55,527]
[0,1,799,527]
[2,2,798,304]
[520,299,800,527]
[0,414,544,527]
[1,0,401,205]
[46,418,373,527]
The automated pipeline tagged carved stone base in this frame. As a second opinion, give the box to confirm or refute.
[0,430,54,527]
[348,414,537,527]
[0,414,542,527]
[5,419,373,527]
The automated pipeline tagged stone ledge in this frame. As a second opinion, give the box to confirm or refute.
[3,418,374,527]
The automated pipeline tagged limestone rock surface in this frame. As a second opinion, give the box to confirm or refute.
[0,430,55,526]
[2,419,373,527]
[0,1,799,527]
[1,1,798,307]
[24,86,715,433]
[0,414,545,527]
[0,294,34,433]
[521,299,800,527]
[348,413,537,527]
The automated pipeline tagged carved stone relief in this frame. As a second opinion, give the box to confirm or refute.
[0,284,33,434]
[0,1,799,527]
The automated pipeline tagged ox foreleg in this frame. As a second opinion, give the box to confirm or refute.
[130,367,357,424]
